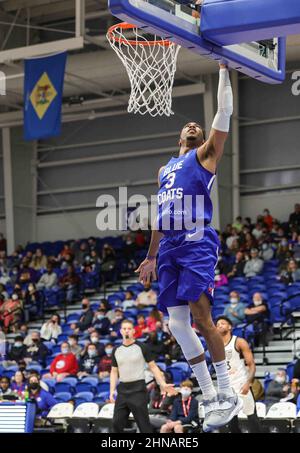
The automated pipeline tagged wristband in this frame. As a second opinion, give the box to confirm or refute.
[146,254,156,260]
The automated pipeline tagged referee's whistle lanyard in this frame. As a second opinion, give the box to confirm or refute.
[182,396,192,417]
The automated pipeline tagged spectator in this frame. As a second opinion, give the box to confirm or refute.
[242,233,257,253]
[243,248,264,278]
[265,369,290,409]
[289,204,300,228]
[134,314,148,339]
[59,265,80,303]
[0,270,10,287]
[67,335,82,359]
[101,243,117,285]
[226,251,246,279]
[164,336,182,366]
[0,376,12,396]
[122,290,136,310]
[149,376,176,431]
[98,343,114,379]
[280,259,300,284]
[25,331,49,367]
[6,336,27,365]
[0,233,7,253]
[11,371,26,397]
[214,268,228,288]
[36,264,58,290]
[146,331,166,361]
[136,282,157,308]
[75,242,90,265]
[17,259,37,284]
[88,331,105,357]
[160,380,198,433]
[90,309,111,336]
[0,292,23,333]
[146,308,162,333]
[276,238,290,263]
[30,248,48,271]
[0,283,9,300]
[292,234,300,262]
[263,209,274,230]
[44,342,78,382]
[23,283,43,322]
[19,324,32,347]
[245,292,268,323]
[223,291,246,326]
[70,298,93,333]
[59,243,74,261]
[226,227,239,249]
[78,343,100,378]
[232,216,243,233]
[110,308,125,338]
[40,314,62,342]
[28,373,56,420]
[260,241,274,261]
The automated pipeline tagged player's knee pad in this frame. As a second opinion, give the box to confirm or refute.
[167,306,204,360]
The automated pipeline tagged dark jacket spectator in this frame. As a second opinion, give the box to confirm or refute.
[7,336,27,363]
[78,344,100,377]
[28,374,56,418]
[91,310,111,336]
[25,332,49,367]
[71,299,93,332]
[17,260,37,284]
[289,204,300,228]
[226,251,246,278]
[98,344,113,379]
[244,293,268,324]
[146,332,166,361]
[0,233,7,253]
[280,259,300,284]
[265,369,290,409]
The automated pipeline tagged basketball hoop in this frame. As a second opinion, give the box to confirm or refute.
[107,22,180,117]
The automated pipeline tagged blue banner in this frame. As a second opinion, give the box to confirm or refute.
[23,51,67,141]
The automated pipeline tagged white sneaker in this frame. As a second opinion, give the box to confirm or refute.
[202,391,243,432]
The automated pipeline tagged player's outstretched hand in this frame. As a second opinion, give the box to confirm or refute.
[135,258,157,284]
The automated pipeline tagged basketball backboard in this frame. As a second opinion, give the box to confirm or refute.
[108,0,286,83]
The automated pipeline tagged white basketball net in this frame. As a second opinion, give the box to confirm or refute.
[107,23,181,117]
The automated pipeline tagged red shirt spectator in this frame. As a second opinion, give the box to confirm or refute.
[135,231,146,248]
[134,315,148,338]
[263,209,274,230]
[44,342,78,382]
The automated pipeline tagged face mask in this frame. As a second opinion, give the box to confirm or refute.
[82,304,88,310]
[68,340,75,347]
[115,316,123,321]
[105,348,113,355]
[253,300,262,307]
[12,294,18,301]
[281,241,288,247]
[91,337,98,344]
[230,298,239,305]
[88,350,97,357]
[97,315,104,320]
[262,244,268,250]
[29,383,39,391]
[32,339,39,344]
[181,388,192,398]
[28,286,34,292]
[275,376,285,385]
[61,348,69,355]
[12,270,18,275]
[14,342,22,348]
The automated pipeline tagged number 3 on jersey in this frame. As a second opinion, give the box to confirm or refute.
[165,172,176,189]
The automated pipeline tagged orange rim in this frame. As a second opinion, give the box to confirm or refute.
[107,22,173,47]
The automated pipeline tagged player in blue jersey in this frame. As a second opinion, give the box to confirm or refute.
[136,63,242,432]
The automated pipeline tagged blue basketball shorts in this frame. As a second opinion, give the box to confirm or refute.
[157,227,220,314]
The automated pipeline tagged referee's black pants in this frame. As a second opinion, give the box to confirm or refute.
[112,381,154,433]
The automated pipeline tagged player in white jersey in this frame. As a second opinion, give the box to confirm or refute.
[216,316,261,433]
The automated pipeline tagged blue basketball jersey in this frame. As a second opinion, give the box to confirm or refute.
[157,148,216,235]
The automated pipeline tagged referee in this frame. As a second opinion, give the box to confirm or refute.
[110,319,175,433]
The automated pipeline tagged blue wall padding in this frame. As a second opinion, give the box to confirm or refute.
[201,0,300,46]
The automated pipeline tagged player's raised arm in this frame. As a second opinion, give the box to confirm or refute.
[197,63,233,172]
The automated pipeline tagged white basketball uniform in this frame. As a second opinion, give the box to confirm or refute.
[225,335,255,416]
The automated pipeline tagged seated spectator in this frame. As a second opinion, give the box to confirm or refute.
[232,216,243,233]
[0,376,12,396]
[87,331,105,357]
[19,324,32,347]
[0,293,23,333]
[226,227,239,249]
[23,283,43,322]
[265,369,290,409]
[11,371,26,397]
[89,309,111,336]
[78,343,100,378]
[292,234,300,262]
[280,259,300,284]
[226,251,246,279]
[260,241,274,261]
[59,243,74,261]
[214,268,228,288]
[146,308,163,333]
[149,374,176,431]
[263,209,274,231]
[44,342,78,382]
[146,331,166,361]
[160,380,198,433]
[164,336,182,366]
[98,343,113,379]
[28,373,56,420]
[289,203,300,229]
[67,335,82,359]
[40,314,62,342]
[155,321,170,343]
[36,264,58,290]
[245,292,268,324]
[134,314,148,339]
[30,248,48,271]
[135,282,157,308]
[25,331,49,368]
[252,222,264,241]
[109,308,125,339]
[70,298,94,333]
[100,243,117,285]
[59,265,81,303]
[17,259,37,284]
[223,291,246,326]
[242,233,257,253]
[0,233,6,253]
[6,335,27,365]
[0,284,9,300]
[243,248,264,278]
[0,271,11,287]
[74,241,90,265]
[122,290,136,310]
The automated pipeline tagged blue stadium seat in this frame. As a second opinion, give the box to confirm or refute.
[286,360,297,381]
[95,392,110,403]
[66,313,80,324]
[55,382,75,395]
[27,364,42,373]
[97,382,110,393]
[42,378,56,393]
[43,341,55,352]
[156,362,167,372]
[61,377,78,386]
[55,391,72,402]
[81,377,99,386]
[75,382,97,394]
[74,391,94,402]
